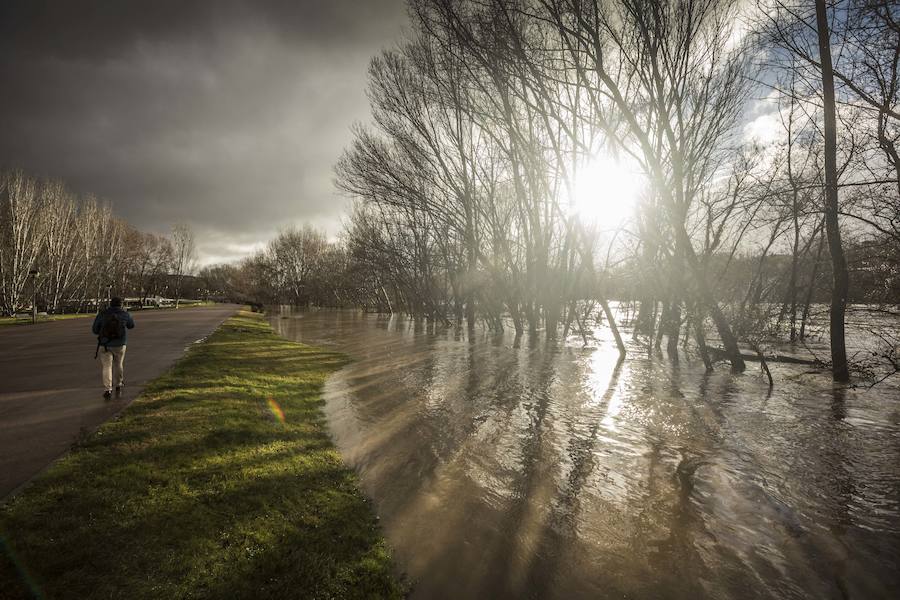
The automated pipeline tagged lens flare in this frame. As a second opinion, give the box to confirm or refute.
[266,397,286,424]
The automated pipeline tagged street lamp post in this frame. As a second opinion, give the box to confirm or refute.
[28,269,40,324]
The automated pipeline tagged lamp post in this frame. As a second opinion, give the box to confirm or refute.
[28,269,39,324]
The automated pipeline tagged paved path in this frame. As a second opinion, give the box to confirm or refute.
[0,304,239,498]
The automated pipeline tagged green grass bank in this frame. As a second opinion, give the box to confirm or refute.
[0,311,404,599]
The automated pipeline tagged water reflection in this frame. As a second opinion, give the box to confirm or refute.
[271,308,900,600]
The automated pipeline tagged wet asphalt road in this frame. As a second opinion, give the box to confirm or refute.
[0,304,238,498]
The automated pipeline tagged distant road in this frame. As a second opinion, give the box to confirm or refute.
[0,304,239,498]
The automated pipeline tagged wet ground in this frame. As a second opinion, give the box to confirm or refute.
[271,308,900,600]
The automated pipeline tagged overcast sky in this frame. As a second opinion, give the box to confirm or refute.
[0,0,408,264]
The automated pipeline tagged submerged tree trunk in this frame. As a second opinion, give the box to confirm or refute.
[381,284,393,314]
[800,234,826,340]
[667,302,682,360]
[600,298,626,359]
[691,304,713,372]
[655,302,669,352]
[815,0,850,382]
[679,228,746,372]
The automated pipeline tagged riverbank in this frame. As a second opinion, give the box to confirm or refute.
[0,311,404,599]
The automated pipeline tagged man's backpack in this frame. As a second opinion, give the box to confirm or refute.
[99,310,126,345]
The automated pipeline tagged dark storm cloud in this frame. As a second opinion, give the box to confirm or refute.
[0,0,408,263]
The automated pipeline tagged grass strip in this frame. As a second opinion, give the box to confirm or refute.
[0,313,93,327]
[0,302,216,328]
[0,311,404,599]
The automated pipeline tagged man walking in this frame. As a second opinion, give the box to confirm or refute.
[92,297,135,400]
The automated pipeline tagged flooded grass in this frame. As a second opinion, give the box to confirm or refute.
[0,311,404,599]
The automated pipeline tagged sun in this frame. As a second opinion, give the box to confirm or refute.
[569,153,644,227]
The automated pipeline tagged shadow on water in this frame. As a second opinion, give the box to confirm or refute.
[271,307,900,600]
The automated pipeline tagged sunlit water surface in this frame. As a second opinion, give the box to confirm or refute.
[270,308,900,600]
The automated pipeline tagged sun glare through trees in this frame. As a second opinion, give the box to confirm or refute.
[569,153,645,227]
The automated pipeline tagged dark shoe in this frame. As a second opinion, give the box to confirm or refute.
[115,385,123,398]
[103,390,112,401]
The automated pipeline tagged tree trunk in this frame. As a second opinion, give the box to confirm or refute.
[679,228,746,372]
[600,298,626,359]
[800,233,826,341]
[667,302,681,360]
[692,304,713,372]
[381,284,393,314]
[816,0,850,382]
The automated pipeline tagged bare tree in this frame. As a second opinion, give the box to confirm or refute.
[171,223,197,308]
[40,178,80,313]
[0,170,46,316]
[815,0,851,380]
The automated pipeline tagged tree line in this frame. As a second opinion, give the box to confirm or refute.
[322,0,898,382]
[0,168,198,316]
[198,224,399,310]
[204,0,898,382]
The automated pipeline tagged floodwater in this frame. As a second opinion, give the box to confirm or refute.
[270,308,900,600]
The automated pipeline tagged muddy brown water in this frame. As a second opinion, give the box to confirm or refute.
[270,308,900,600]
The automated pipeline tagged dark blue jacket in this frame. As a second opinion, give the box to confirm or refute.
[92,307,135,347]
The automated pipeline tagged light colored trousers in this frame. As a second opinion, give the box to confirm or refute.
[100,345,127,390]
